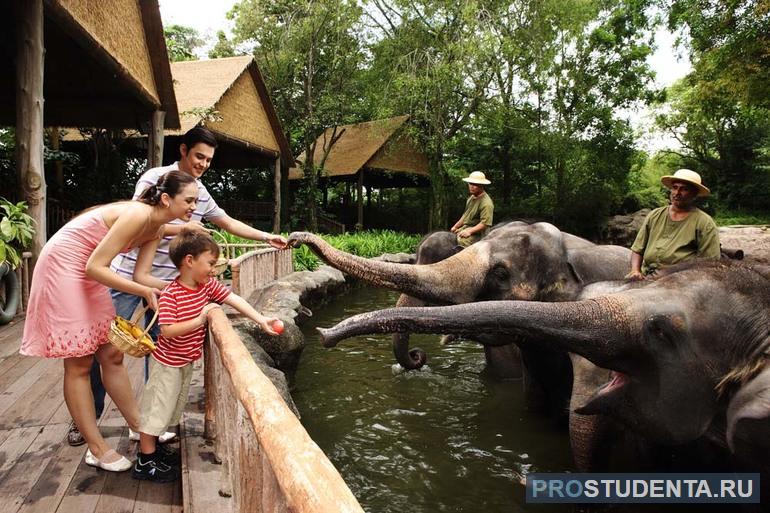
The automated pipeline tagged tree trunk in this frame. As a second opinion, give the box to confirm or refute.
[428,155,448,231]
[16,0,46,265]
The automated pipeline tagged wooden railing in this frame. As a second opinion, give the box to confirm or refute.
[317,213,345,234]
[230,247,294,299]
[203,309,364,513]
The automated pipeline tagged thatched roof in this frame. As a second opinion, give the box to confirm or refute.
[0,0,179,129]
[289,116,429,182]
[169,56,293,168]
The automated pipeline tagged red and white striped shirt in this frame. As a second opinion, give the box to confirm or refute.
[153,278,231,367]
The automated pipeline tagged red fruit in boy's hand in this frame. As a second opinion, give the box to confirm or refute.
[271,320,284,334]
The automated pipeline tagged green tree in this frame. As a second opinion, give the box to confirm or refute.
[656,77,770,211]
[363,0,496,229]
[229,0,366,231]
[164,24,205,62]
[666,0,770,107]
[208,30,238,59]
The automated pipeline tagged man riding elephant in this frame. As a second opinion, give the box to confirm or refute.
[628,168,720,279]
[450,171,494,248]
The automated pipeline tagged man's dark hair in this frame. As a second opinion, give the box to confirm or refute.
[183,126,218,149]
[169,227,220,268]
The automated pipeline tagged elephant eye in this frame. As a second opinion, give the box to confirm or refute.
[643,315,682,346]
[491,265,509,280]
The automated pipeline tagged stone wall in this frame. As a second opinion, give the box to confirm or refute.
[224,253,415,415]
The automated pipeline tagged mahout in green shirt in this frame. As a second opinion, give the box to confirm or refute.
[631,206,720,275]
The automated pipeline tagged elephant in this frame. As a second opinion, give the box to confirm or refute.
[289,221,630,373]
[318,260,770,482]
[289,221,632,417]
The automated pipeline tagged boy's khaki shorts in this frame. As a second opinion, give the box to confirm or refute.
[139,357,193,437]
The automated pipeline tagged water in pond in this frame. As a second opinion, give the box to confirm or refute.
[293,286,573,513]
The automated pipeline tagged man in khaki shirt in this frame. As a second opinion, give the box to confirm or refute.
[451,171,494,247]
[628,169,720,278]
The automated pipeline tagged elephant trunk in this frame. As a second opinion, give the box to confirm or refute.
[392,294,427,370]
[289,232,488,304]
[318,298,635,372]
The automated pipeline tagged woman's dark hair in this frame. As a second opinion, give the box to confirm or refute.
[183,126,218,149]
[137,170,196,206]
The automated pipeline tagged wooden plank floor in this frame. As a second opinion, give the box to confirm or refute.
[0,316,182,513]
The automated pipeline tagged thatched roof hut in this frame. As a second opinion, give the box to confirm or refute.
[2,0,180,263]
[289,115,429,187]
[168,56,292,170]
[289,115,429,229]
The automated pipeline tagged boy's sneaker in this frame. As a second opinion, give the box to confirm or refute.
[132,453,178,483]
[157,443,181,466]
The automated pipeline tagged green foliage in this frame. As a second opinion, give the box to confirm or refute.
[291,230,421,271]
[714,210,770,227]
[230,0,367,230]
[667,0,770,108]
[164,24,204,62]
[208,30,238,59]
[0,198,35,269]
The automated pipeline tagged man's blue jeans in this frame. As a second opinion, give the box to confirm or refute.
[90,290,160,414]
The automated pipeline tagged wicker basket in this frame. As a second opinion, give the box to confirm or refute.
[108,304,159,358]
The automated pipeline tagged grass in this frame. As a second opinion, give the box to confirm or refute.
[714,210,770,226]
[210,228,421,272]
[291,230,421,271]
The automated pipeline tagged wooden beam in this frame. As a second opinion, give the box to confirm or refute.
[356,170,364,231]
[147,110,165,169]
[16,0,46,265]
[272,157,281,233]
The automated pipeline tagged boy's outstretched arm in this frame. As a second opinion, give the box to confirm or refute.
[222,293,280,336]
[160,303,220,339]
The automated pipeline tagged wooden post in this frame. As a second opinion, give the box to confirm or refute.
[356,170,364,231]
[16,0,46,265]
[50,127,64,197]
[272,157,281,233]
[147,110,165,169]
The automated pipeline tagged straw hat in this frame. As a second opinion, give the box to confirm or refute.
[462,171,491,185]
[660,169,710,197]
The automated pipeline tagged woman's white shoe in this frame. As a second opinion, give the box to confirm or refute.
[85,449,133,472]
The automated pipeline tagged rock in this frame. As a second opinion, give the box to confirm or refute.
[602,209,650,247]
[718,225,770,264]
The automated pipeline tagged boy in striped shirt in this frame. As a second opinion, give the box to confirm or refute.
[133,229,281,482]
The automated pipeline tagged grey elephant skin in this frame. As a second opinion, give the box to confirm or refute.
[288,221,631,418]
[319,261,770,488]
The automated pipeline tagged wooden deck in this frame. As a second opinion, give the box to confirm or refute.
[0,317,181,513]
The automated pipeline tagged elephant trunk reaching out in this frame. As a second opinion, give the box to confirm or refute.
[319,297,636,373]
[288,231,489,306]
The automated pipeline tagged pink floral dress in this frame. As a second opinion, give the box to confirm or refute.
[21,207,130,358]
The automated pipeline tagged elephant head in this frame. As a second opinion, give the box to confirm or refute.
[319,261,770,454]
[289,222,631,371]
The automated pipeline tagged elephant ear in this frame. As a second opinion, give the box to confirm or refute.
[726,365,770,453]
[565,250,587,285]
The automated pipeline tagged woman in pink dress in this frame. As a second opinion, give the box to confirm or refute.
[21,170,198,471]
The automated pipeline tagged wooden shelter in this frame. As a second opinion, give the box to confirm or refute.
[166,56,293,232]
[289,115,429,229]
[1,0,180,263]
